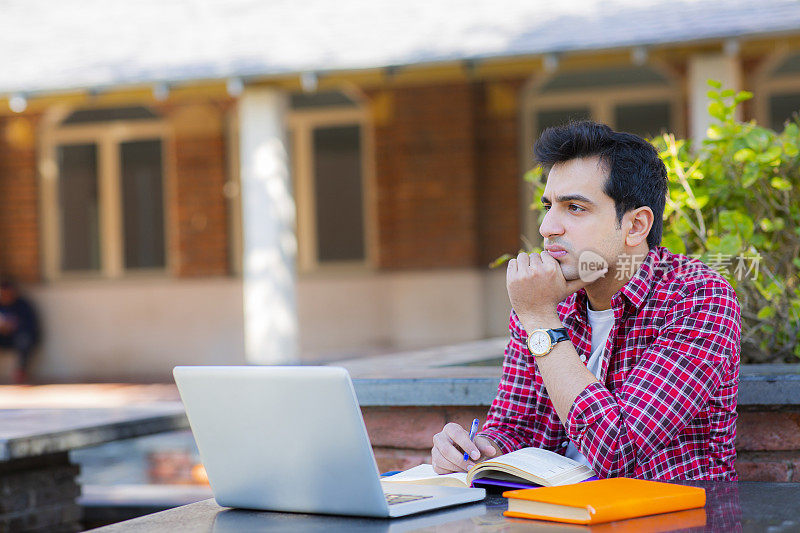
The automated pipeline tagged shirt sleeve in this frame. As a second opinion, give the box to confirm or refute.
[478,311,538,453]
[565,280,741,478]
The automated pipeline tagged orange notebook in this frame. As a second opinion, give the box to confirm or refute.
[503,478,706,525]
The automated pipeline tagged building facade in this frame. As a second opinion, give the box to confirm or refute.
[3,18,800,380]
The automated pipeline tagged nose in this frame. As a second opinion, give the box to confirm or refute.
[539,207,565,240]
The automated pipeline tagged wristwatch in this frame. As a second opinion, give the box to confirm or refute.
[527,328,570,357]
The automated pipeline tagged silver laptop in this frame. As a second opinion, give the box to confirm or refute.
[173,366,485,518]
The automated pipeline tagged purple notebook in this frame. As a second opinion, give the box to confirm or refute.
[471,475,599,491]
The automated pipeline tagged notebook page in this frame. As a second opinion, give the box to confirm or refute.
[481,448,593,480]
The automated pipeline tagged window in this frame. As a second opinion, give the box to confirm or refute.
[312,125,365,262]
[769,92,800,131]
[41,106,169,278]
[756,51,800,131]
[754,50,800,132]
[288,91,372,271]
[57,144,100,272]
[526,66,678,141]
[120,140,166,269]
[521,65,682,243]
[614,102,672,139]
[535,108,591,136]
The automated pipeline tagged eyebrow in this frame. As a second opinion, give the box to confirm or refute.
[540,194,596,206]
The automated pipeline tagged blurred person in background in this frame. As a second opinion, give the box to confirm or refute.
[0,278,40,384]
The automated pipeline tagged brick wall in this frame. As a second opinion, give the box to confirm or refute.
[364,406,489,472]
[164,103,231,277]
[0,452,81,532]
[475,80,524,266]
[363,405,800,481]
[370,80,522,270]
[0,116,40,282]
[735,408,800,481]
[371,82,480,269]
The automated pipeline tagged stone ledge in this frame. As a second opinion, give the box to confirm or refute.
[0,407,188,461]
[337,337,800,407]
[353,378,498,406]
[352,365,800,406]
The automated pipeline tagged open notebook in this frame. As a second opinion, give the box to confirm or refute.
[383,447,596,488]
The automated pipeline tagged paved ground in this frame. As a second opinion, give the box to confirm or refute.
[0,338,506,408]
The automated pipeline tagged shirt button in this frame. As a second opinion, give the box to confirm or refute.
[580,355,586,362]
[561,441,569,448]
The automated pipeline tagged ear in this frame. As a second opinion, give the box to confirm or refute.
[625,207,654,247]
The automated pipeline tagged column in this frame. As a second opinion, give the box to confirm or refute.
[238,89,298,364]
[688,53,741,141]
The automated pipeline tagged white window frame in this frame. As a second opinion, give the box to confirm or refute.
[287,106,376,274]
[39,107,172,280]
[519,62,684,244]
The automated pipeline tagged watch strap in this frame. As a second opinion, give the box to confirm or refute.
[548,328,570,344]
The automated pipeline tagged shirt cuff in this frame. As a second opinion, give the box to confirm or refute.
[565,381,614,443]
[475,428,520,454]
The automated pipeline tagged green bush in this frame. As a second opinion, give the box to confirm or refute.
[504,81,800,363]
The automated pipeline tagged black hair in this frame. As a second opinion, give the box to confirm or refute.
[533,121,668,249]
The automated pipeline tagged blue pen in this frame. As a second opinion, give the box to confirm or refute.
[464,418,480,462]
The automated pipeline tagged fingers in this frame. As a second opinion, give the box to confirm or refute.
[431,423,502,475]
[537,250,556,270]
[431,444,467,474]
[510,250,557,274]
[432,422,481,474]
[508,251,532,274]
[444,423,481,461]
[508,251,538,276]
[475,438,497,457]
[432,429,469,474]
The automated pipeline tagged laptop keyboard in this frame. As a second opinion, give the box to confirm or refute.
[384,493,433,505]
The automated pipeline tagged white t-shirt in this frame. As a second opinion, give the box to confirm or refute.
[563,305,615,467]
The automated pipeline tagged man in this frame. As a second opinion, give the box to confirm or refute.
[0,279,40,384]
[432,121,740,480]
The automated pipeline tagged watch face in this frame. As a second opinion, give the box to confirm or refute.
[529,330,551,355]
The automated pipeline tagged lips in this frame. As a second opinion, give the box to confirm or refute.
[544,245,568,258]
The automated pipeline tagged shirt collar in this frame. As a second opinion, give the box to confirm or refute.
[616,246,665,311]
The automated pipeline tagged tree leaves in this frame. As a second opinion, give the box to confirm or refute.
[652,80,800,362]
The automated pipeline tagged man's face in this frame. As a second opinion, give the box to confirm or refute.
[539,156,627,282]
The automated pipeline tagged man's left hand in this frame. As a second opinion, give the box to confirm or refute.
[506,251,605,321]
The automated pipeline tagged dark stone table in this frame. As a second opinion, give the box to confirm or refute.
[87,481,797,532]
[0,407,188,532]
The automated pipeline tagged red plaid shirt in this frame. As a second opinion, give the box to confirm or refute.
[479,246,741,480]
